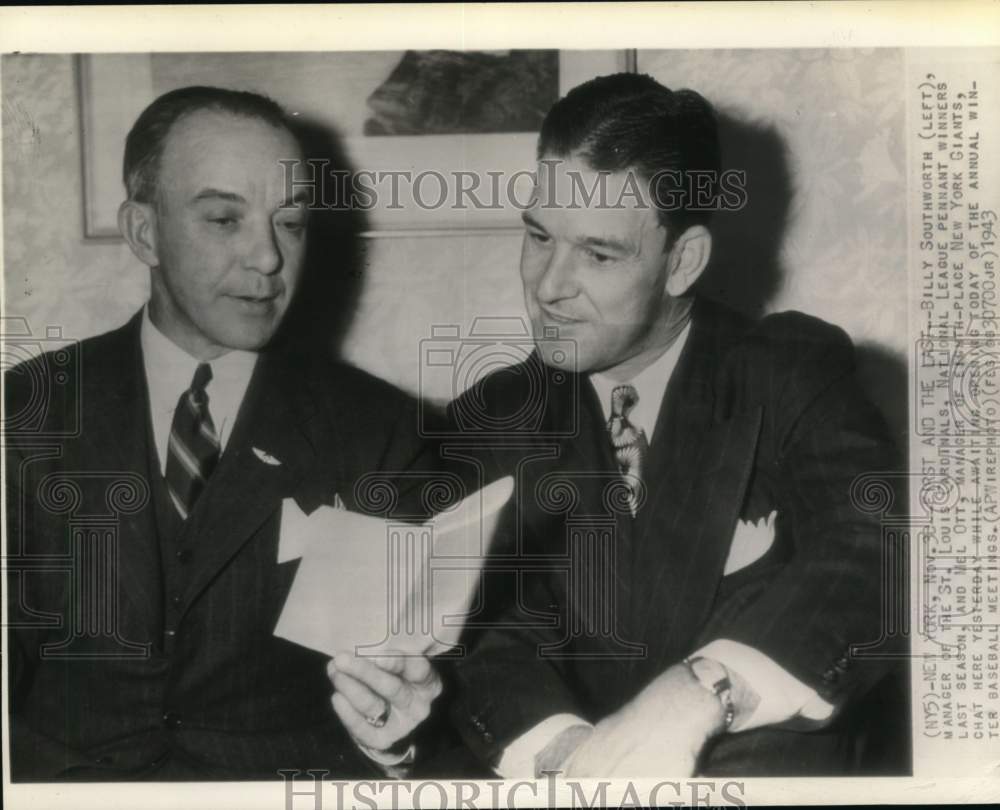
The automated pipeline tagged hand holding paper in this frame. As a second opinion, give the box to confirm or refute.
[274,476,513,758]
[328,650,442,754]
[273,476,514,657]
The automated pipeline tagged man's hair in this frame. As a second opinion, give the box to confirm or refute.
[123,85,292,204]
[537,72,721,238]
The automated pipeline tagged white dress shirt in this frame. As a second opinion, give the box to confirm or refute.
[140,307,257,475]
[497,320,833,777]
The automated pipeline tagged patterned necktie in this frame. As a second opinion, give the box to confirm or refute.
[165,363,220,519]
[607,384,649,516]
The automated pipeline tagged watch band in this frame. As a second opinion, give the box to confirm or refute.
[684,656,736,731]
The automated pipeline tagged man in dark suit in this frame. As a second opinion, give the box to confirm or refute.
[4,86,440,780]
[444,74,903,777]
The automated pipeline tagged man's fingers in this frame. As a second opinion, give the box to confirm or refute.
[334,653,410,707]
[336,651,438,688]
[332,671,389,720]
[373,653,438,694]
[371,653,407,676]
[401,654,437,688]
[330,672,426,750]
[330,691,383,750]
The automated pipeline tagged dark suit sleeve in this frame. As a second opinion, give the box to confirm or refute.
[4,360,80,776]
[306,361,446,520]
[697,315,901,713]
[449,528,587,767]
[442,388,586,769]
[377,395,442,504]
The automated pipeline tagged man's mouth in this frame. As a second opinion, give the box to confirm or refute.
[540,306,583,325]
[232,292,281,309]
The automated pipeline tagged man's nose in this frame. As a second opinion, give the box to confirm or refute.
[535,246,576,302]
[245,221,282,275]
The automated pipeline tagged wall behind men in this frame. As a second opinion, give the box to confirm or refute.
[1,50,907,444]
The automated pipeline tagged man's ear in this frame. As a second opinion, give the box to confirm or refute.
[118,199,160,268]
[665,225,712,297]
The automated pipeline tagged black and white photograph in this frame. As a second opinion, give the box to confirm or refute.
[1,3,997,808]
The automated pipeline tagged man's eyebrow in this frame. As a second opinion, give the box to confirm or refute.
[277,189,311,208]
[580,235,634,254]
[522,211,634,253]
[192,189,246,204]
[521,212,545,231]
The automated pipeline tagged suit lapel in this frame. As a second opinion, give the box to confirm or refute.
[635,309,719,542]
[179,352,320,609]
[526,361,641,664]
[628,302,763,667]
[554,369,617,484]
[79,314,164,641]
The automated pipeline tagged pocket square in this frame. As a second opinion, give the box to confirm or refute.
[724,510,777,576]
[252,446,283,466]
[278,497,309,563]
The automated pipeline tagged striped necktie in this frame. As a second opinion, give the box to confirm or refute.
[607,384,648,517]
[165,363,220,519]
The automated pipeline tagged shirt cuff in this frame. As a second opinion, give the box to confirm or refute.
[695,639,835,732]
[358,741,416,775]
[496,713,593,778]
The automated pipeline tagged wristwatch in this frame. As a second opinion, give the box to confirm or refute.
[684,656,736,731]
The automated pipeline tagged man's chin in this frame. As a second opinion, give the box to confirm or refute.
[537,342,582,373]
[213,323,280,353]
[532,318,588,373]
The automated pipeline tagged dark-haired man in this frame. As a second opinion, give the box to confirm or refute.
[446,73,901,776]
[5,86,439,780]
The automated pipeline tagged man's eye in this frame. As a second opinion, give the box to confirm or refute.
[585,248,613,264]
[528,230,550,245]
[279,219,305,233]
[208,216,237,227]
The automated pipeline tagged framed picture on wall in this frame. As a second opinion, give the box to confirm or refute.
[78,49,631,239]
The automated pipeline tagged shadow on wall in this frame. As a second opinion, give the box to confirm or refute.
[697,111,790,320]
[699,111,909,453]
[276,116,368,356]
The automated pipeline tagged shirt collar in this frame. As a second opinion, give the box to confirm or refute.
[589,320,692,441]
[139,305,258,444]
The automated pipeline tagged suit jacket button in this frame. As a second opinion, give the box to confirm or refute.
[834,657,849,672]
[170,595,183,609]
[163,712,181,729]
[822,669,837,683]
[176,549,192,563]
[483,731,494,744]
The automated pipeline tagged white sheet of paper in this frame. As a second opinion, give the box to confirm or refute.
[273,476,513,657]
